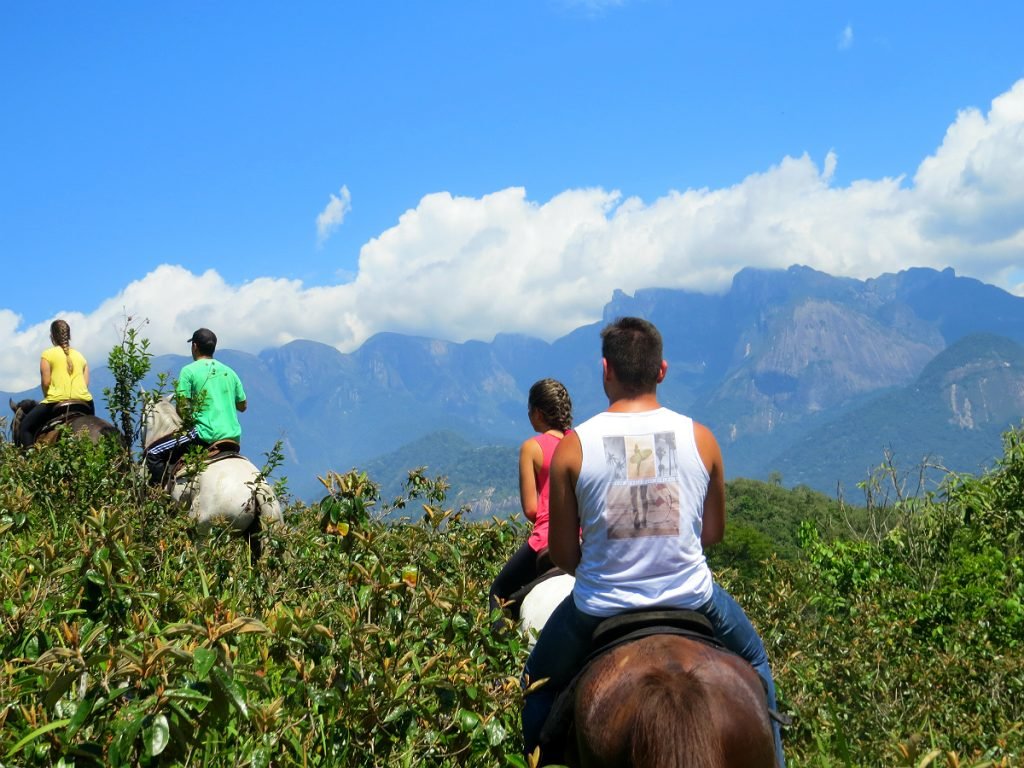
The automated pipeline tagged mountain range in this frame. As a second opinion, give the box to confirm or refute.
[6,265,1024,509]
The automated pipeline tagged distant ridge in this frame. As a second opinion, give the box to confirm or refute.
[767,333,1024,494]
[4,265,1023,504]
[362,431,519,520]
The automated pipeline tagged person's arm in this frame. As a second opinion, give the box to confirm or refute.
[235,374,247,412]
[548,431,583,574]
[174,372,192,420]
[694,421,726,547]
[39,357,51,397]
[82,361,90,388]
[518,437,542,522]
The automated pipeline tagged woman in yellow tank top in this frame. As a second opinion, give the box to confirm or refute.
[18,319,95,446]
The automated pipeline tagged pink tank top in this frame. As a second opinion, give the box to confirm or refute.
[527,432,563,552]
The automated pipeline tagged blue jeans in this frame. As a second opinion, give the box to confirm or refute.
[521,581,785,767]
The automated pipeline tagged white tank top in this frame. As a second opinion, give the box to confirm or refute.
[572,408,714,617]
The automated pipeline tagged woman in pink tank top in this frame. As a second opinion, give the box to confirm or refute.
[489,378,573,635]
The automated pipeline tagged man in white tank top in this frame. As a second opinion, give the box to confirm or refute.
[521,317,784,767]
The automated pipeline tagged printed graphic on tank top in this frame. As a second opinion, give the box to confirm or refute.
[600,431,681,540]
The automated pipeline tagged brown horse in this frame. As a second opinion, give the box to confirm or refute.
[9,398,120,447]
[567,634,776,768]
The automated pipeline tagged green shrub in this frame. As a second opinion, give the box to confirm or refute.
[2,410,1022,765]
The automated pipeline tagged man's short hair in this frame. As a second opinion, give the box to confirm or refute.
[187,328,218,356]
[601,317,663,394]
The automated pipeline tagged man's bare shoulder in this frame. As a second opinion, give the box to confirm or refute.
[692,419,716,439]
[553,430,582,465]
[691,420,723,469]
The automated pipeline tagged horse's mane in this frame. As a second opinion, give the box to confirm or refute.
[628,667,722,768]
[143,397,183,451]
[573,634,775,768]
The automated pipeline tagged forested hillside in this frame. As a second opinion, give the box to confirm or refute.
[768,333,1024,492]
[1,417,1021,766]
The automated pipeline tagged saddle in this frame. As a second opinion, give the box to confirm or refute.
[206,439,241,457]
[166,440,245,489]
[38,400,94,436]
[538,608,723,761]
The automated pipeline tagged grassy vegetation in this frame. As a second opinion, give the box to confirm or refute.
[1,415,1022,766]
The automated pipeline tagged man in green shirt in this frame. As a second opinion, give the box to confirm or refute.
[144,328,247,485]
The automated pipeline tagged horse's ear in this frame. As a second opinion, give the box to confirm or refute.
[9,398,15,411]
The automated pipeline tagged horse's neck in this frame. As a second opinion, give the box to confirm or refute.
[145,401,183,450]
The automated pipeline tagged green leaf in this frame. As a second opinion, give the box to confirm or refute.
[44,669,80,710]
[456,709,479,732]
[164,687,212,705]
[110,704,147,767]
[485,720,507,747]
[193,647,217,679]
[65,697,95,740]
[146,713,170,757]
[250,746,271,768]
[22,634,40,659]
[95,685,132,709]
[5,718,71,758]
[211,667,248,718]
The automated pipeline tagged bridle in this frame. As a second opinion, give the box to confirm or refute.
[9,404,24,445]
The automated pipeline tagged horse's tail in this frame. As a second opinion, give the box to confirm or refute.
[628,667,723,768]
[245,486,265,564]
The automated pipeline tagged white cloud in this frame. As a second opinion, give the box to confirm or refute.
[915,80,1024,245]
[316,185,352,245]
[822,149,837,181]
[838,24,853,50]
[2,80,1024,392]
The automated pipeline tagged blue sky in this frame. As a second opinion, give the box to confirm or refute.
[2,1,1024,390]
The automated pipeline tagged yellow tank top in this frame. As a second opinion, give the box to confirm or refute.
[41,346,93,403]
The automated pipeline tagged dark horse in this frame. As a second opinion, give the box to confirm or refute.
[9,398,120,447]
[562,634,776,768]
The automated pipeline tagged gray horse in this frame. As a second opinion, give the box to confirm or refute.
[142,397,283,554]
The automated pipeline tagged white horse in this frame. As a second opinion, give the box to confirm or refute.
[519,573,575,648]
[142,397,283,543]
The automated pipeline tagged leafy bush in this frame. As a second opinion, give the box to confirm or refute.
[103,316,153,449]
[0,434,531,767]
[2,409,1023,765]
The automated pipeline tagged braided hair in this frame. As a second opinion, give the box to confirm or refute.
[528,378,573,432]
[50,319,74,375]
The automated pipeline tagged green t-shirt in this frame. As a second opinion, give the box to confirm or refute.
[176,358,246,443]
